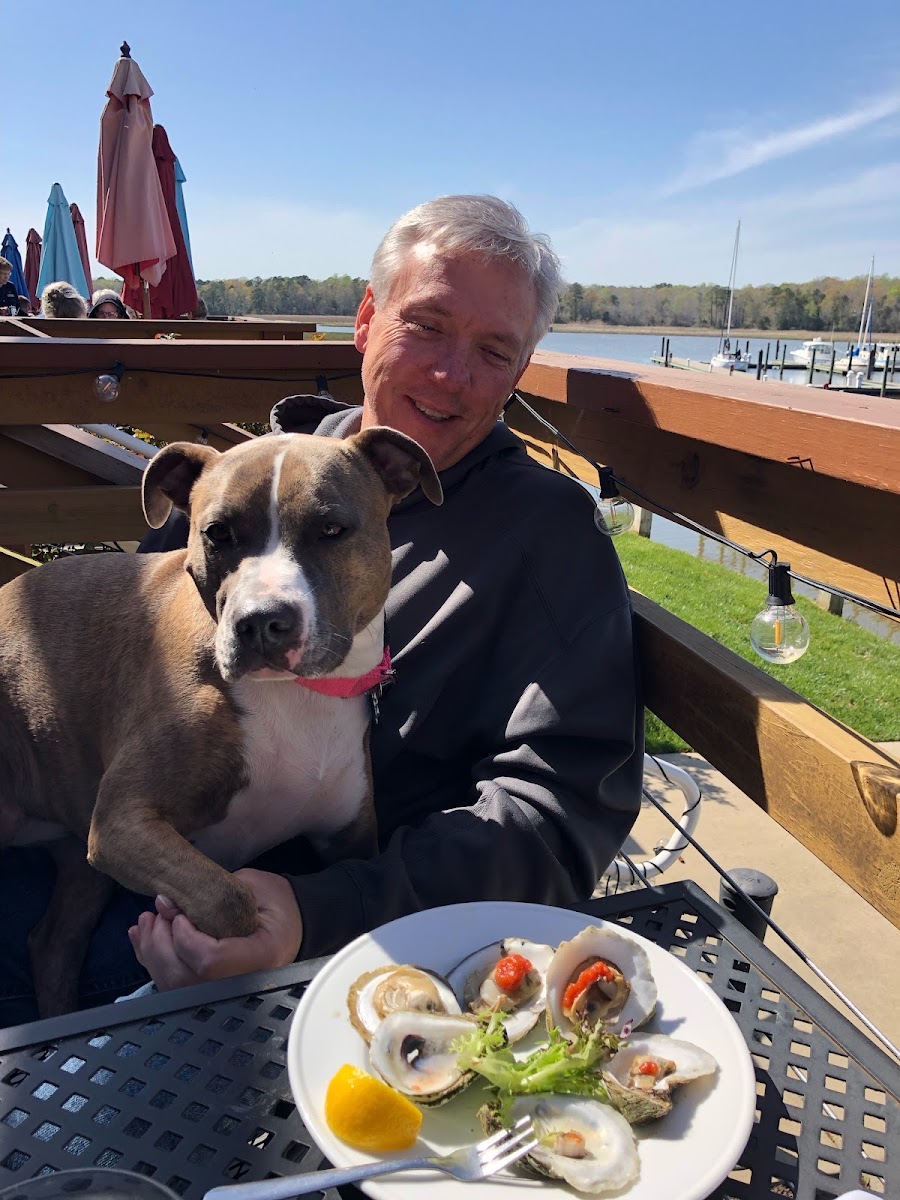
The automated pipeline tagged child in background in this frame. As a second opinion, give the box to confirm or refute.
[0,257,23,314]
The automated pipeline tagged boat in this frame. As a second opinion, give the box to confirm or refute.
[709,222,748,373]
[789,336,835,367]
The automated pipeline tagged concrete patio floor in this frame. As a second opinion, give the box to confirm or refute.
[609,746,900,1057]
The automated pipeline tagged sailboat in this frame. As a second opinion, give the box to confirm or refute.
[834,258,896,373]
[709,222,748,373]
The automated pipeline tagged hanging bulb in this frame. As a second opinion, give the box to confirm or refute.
[750,561,810,664]
[94,361,125,403]
[593,467,635,536]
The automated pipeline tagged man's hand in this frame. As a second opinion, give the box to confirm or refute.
[128,869,303,992]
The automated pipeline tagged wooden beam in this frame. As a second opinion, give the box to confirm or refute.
[7,318,317,340]
[0,486,146,543]
[519,352,900,495]
[0,433,116,488]
[0,546,38,585]
[631,589,900,929]
[508,397,900,605]
[0,426,147,484]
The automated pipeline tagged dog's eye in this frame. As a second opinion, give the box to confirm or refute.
[204,521,232,545]
[320,522,345,539]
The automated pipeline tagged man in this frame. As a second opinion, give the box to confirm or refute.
[0,196,642,1018]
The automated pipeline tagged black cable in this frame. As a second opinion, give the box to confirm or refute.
[510,392,900,624]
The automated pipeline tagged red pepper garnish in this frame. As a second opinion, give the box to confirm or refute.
[493,953,533,992]
[637,1060,659,1075]
[562,961,617,1011]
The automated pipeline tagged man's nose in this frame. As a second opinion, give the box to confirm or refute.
[235,602,301,656]
[429,342,471,390]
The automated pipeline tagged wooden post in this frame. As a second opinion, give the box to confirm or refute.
[827,348,836,386]
[660,336,665,357]
[638,506,653,538]
[866,346,875,380]
[818,589,846,617]
[756,349,763,380]
[775,338,780,359]
[807,347,816,385]
[892,346,898,380]
[881,358,889,397]
[779,344,786,380]
[765,341,770,369]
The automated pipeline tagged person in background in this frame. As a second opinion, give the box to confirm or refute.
[0,257,25,314]
[88,295,129,319]
[40,281,87,318]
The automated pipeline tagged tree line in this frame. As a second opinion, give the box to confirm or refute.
[96,271,900,332]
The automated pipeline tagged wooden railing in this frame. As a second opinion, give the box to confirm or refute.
[1,332,899,926]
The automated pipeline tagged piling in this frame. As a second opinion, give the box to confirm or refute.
[882,359,890,397]
[756,349,763,380]
[775,338,780,359]
[892,346,898,380]
[779,345,786,380]
[827,348,836,386]
[765,341,770,369]
[807,347,817,385]
[867,348,875,380]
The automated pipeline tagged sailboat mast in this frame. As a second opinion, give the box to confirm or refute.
[857,256,874,350]
[719,221,741,354]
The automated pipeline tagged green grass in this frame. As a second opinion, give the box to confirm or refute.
[614,533,900,754]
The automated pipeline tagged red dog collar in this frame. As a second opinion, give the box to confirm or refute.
[294,645,394,698]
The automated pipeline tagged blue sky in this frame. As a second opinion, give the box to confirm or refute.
[4,1,899,288]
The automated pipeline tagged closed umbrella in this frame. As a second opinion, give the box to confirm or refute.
[24,228,41,313]
[173,155,194,274]
[69,203,95,303]
[96,42,175,317]
[122,125,197,318]
[36,182,91,299]
[1,229,29,304]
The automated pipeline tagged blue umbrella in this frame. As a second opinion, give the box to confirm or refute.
[36,182,91,299]
[1,229,28,299]
[173,156,194,274]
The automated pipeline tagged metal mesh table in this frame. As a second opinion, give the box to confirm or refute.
[1,881,897,1198]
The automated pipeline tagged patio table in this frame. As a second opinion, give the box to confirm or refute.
[1,880,897,1199]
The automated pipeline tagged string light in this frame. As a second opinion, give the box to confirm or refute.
[594,466,635,536]
[750,559,811,664]
[93,361,125,402]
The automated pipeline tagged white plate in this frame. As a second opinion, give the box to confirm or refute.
[288,902,756,1200]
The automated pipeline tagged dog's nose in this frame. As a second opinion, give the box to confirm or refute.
[235,603,300,656]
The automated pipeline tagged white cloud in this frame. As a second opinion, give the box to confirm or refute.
[661,92,900,195]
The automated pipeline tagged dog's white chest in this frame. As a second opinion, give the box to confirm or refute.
[191,681,371,869]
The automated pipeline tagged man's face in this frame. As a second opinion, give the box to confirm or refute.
[94,303,120,319]
[355,248,536,472]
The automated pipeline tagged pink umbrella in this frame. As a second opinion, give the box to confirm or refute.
[24,228,41,314]
[69,203,94,303]
[96,42,175,317]
[122,126,197,318]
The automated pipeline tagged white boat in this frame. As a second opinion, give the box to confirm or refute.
[789,337,835,367]
[709,222,748,373]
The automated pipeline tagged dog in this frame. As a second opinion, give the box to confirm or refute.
[0,427,442,1015]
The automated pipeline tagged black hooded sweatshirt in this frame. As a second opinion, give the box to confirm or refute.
[141,396,643,958]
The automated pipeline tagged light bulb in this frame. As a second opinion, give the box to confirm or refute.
[593,496,635,536]
[750,560,810,664]
[94,373,120,402]
[93,361,125,403]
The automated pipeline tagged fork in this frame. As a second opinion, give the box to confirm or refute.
[202,1116,538,1198]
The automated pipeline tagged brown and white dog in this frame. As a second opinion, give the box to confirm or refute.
[0,428,441,1015]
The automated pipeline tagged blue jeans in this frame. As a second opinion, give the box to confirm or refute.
[0,847,154,1028]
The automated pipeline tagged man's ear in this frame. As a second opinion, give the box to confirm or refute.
[354,286,376,354]
[353,427,443,506]
[142,442,220,528]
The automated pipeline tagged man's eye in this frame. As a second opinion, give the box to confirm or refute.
[321,523,345,539]
[486,347,512,364]
[204,522,232,544]
[406,319,437,333]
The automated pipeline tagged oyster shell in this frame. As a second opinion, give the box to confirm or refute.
[604,1033,718,1123]
[347,964,460,1043]
[446,937,555,1043]
[545,925,657,1038]
[368,1010,479,1106]
[481,1094,639,1194]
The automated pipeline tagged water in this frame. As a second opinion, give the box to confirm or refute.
[539,330,899,646]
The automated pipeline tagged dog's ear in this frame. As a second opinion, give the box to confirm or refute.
[142,443,220,528]
[352,427,443,506]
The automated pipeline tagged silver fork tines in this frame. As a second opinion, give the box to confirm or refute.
[202,1116,538,1199]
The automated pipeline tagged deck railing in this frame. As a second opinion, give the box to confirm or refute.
[1,330,898,927]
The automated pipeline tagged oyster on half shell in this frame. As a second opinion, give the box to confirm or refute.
[446,937,555,1043]
[545,925,657,1039]
[481,1094,639,1195]
[604,1033,718,1123]
[347,965,460,1043]
[368,1010,480,1106]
